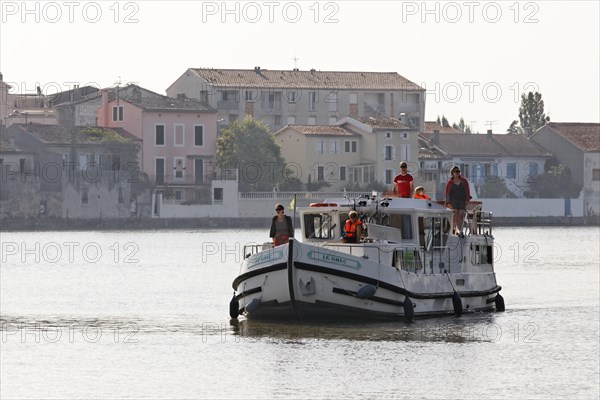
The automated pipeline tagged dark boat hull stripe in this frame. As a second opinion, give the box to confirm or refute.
[294,261,501,299]
[232,263,287,289]
[235,286,262,301]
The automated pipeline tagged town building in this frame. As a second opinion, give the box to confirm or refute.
[274,116,419,191]
[531,122,600,218]
[92,84,220,202]
[2,124,144,218]
[420,125,551,199]
[166,67,425,133]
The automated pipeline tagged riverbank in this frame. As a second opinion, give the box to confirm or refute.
[0,216,596,231]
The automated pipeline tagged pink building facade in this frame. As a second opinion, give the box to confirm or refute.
[97,86,218,201]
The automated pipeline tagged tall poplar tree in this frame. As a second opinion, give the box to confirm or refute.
[518,92,550,137]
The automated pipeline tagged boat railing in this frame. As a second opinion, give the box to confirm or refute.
[242,239,455,275]
[465,203,493,236]
[319,242,453,275]
[242,242,273,259]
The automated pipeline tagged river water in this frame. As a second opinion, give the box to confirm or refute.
[1,227,598,399]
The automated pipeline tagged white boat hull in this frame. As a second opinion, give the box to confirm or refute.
[233,239,502,320]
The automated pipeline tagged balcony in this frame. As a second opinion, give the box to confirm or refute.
[151,169,238,186]
[216,100,240,110]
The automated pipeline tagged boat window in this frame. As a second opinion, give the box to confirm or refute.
[419,216,451,250]
[389,214,413,240]
[304,213,336,240]
[470,244,493,264]
[394,248,422,272]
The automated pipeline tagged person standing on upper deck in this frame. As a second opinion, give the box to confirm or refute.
[393,161,414,198]
[445,166,471,235]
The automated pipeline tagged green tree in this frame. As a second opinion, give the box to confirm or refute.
[216,116,287,191]
[518,92,550,137]
[435,115,450,127]
[441,115,450,127]
[452,117,472,133]
[531,164,581,198]
[479,178,513,198]
[506,120,523,135]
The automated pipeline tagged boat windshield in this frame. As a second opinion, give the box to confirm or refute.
[303,212,336,240]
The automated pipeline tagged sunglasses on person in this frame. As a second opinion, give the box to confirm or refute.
[400,165,407,169]
[276,208,284,212]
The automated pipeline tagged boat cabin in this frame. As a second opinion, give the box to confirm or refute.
[299,196,493,274]
[301,198,453,247]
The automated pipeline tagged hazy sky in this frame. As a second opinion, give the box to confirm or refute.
[1,0,598,133]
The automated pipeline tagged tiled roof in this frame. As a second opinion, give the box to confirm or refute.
[116,84,215,112]
[351,116,411,130]
[58,84,215,112]
[423,121,461,134]
[428,132,549,157]
[49,86,100,105]
[188,68,423,91]
[418,135,448,159]
[492,134,551,156]
[537,122,600,152]
[135,96,214,112]
[12,124,139,145]
[277,125,357,136]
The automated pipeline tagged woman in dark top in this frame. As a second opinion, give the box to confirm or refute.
[270,204,294,246]
[445,166,471,235]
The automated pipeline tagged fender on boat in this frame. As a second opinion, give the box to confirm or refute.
[495,293,505,312]
[245,298,261,314]
[229,293,239,319]
[355,284,377,299]
[452,292,463,316]
[403,297,414,322]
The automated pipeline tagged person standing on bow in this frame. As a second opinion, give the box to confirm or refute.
[393,161,414,198]
[341,211,362,243]
[445,166,471,235]
[270,204,294,246]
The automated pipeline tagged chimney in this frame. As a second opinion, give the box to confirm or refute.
[433,129,440,145]
[254,66,261,71]
[0,72,3,82]
[487,129,493,136]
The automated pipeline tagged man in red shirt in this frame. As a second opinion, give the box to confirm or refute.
[393,162,414,198]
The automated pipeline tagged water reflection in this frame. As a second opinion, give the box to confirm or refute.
[1,310,514,345]
[229,313,506,344]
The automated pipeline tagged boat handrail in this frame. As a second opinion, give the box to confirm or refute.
[465,208,493,236]
[242,242,272,259]
[319,242,453,275]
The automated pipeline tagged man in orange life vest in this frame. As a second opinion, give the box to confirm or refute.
[341,211,362,243]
